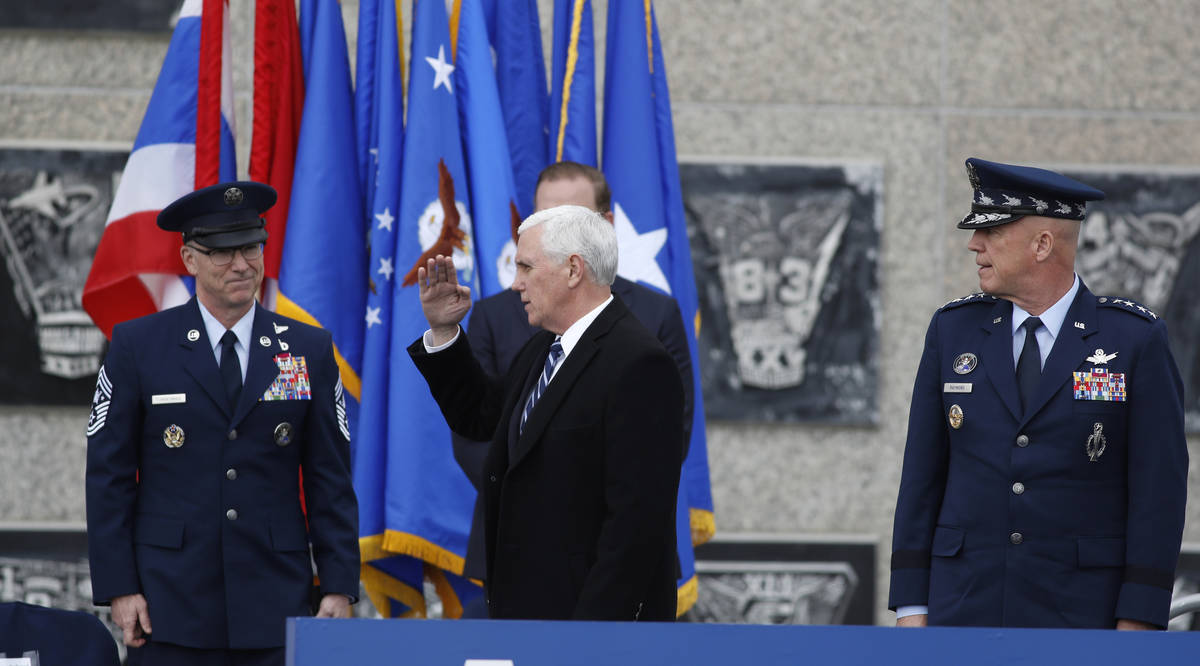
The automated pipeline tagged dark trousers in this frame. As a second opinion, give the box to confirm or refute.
[127,642,283,666]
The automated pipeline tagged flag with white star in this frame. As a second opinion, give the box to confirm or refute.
[352,0,429,619]
[457,0,521,298]
[602,0,715,616]
[371,0,482,616]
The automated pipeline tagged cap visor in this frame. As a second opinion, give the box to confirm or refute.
[191,227,269,249]
[957,211,1022,229]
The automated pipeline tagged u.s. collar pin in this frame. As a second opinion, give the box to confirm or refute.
[187,329,200,342]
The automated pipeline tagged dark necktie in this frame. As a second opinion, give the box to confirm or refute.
[220,330,242,410]
[1016,317,1043,413]
[520,338,564,434]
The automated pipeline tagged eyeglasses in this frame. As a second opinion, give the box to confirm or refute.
[187,243,264,267]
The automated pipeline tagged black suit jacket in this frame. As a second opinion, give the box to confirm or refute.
[454,276,692,579]
[410,296,683,620]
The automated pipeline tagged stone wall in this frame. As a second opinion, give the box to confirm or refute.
[2,0,1199,625]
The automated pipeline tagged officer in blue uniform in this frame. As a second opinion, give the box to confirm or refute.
[889,158,1188,629]
[86,182,359,665]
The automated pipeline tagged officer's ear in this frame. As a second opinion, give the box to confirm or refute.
[180,243,201,277]
[565,253,587,288]
[1026,226,1054,263]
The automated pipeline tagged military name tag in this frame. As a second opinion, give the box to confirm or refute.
[152,393,187,405]
[1073,369,1127,402]
[943,383,972,393]
[261,353,312,401]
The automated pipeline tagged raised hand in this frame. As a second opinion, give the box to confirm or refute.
[417,254,472,345]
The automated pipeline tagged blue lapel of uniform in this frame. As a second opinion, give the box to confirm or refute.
[179,298,234,419]
[232,306,284,426]
[1024,284,1099,423]
[981,298,1022,421]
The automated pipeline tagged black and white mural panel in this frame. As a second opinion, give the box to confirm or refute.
[0,145,124,405]
[681,535,876,625]
[680,159,882,425]
[1067,169,1200,433]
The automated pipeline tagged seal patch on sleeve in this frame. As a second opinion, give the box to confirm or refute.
[87,365,112,436]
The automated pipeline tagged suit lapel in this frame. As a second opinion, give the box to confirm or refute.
[1025,285,1099,423]
[179,299,234,419]
[231,306,282,426]
[507,333,551,463]
[508,298,625,470]
[980,298,1022,421]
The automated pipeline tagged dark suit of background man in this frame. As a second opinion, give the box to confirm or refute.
[86,182,360,665]
[409,204,684,620]
[890,158,1188,630]
[453,161,694,598]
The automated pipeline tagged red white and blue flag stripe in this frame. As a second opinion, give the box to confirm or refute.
[83,0,236,338]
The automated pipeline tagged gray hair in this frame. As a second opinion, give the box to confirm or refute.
[518,204,618,285]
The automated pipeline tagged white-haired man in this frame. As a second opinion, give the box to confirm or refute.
[409,205,684,621]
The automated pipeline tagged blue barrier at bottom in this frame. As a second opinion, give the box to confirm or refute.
[288,618,1200,666]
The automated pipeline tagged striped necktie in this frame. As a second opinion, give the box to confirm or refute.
[520,338,564,434]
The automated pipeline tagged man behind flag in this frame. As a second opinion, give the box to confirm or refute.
[82,0,236,338]
[602,0,716,613]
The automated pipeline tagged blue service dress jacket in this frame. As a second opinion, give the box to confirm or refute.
[889,283,1188,628]
[85,299,359,649]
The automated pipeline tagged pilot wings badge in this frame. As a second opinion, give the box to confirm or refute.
[1086,349,1118,365]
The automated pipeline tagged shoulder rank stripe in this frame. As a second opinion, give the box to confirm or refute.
[1096,296,1157,321]
[940,292,998,311]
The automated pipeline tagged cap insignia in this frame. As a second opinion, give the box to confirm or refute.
[224,187,244,206]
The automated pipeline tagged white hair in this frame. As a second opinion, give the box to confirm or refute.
[518,204,618,285]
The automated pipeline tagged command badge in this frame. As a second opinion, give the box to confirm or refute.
[1086,422,1107,461]
[163,424,185,448]
[948,404,964,430]
[274,422,293,447]
[953,353,978,375]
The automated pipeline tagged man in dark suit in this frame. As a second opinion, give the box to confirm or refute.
[890,158,1188,629]
[409,204,684,620]
[453,162,693,593]
[85,182,359,665]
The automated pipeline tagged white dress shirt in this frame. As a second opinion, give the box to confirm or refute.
[196,300,255,381]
